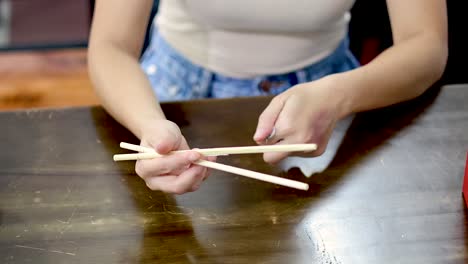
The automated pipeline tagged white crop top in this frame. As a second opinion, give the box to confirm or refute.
[155,0,355,78]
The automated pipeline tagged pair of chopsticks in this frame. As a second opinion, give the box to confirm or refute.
[114,142,316,190]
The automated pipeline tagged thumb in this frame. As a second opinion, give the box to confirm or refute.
[263,140,291,165]
[147,129,182,155]
[254,96,285,143]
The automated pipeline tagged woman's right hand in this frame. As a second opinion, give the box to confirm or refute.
[135,119,212,194]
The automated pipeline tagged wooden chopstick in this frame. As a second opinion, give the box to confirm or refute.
[194,160,309,190]
[115,142,309,191]
[114,142,317,161]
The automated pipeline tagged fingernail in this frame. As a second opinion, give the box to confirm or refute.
[267,127,276,139]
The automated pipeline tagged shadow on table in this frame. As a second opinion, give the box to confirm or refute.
[91,110,214,263]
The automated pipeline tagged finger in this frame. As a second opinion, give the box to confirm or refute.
[144,175,178,192]
[191,167,208,192]
[135,151,201,178]
[146,129,183,155]
[170,150,213,176]
[262,139,294,165]
[198,156,216,183]
[295,124,334,157]
[172,165,206,194]
[178,137,191,151]
[206,156,217,162]
[260,96,302,159]
[145,165,206,194]
[254,96,286,143]
[262,127,284,145]
[202,167,212,180]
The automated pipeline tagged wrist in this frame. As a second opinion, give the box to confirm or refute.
[323,74,355,120]
[134,113,167,140]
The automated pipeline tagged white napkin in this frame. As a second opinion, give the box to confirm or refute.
[278,114,355,177]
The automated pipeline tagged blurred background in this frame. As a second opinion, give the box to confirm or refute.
[0,0,90,50]
[0,0,465,110]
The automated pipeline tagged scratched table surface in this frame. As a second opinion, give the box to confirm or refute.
[0,84,467,264]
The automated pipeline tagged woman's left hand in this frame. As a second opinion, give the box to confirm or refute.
[253,75,351,164]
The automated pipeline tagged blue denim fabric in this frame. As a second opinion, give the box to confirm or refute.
[140,30,360,102]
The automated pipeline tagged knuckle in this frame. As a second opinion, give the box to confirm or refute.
[157,163,170,175]
[191,184,201,192]
[315,146,326,156]
[166,120,180,131]
[171,185,187,195]
[271,95,282,105]
[145,180,159,191]
[259,99,279,121]
[263,154,277,164]
[166,123,182,140]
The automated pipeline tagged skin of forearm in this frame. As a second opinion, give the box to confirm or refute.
[88,43,166,139]
[336,32,447,118]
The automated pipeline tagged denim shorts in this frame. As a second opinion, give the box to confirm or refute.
[140,30,360,102]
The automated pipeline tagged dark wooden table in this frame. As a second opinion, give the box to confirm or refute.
[1,84,467,264]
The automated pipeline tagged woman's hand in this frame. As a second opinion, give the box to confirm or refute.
[135,119,213,194]
[253,75,350,164]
